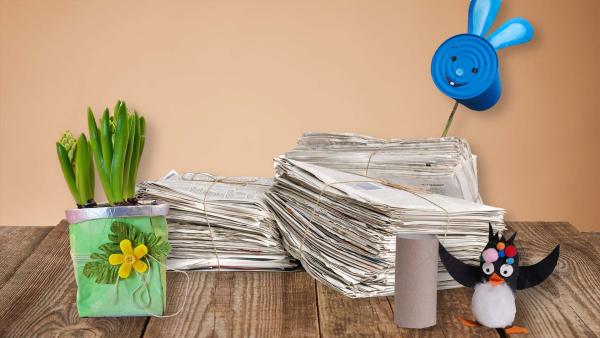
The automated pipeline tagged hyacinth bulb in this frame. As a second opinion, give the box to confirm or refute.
[59,130,77,165]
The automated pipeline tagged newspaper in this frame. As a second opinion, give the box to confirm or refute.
[266,158,505,298]
[137,171,299,271]
[285,132,482,203]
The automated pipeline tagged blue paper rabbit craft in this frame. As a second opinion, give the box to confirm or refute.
[431,0,534,114]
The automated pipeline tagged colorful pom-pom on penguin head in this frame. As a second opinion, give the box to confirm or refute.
[505,245,517,258]
[482,248,499,263]
[478,223,520,289]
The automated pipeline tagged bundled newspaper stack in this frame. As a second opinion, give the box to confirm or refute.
[137,172,298,271]
[266,158,505,298]
[285,132,482,203]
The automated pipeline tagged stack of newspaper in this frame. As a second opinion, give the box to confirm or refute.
[137,171,299,271]
[285,132,482,203]
[266,158,505,298]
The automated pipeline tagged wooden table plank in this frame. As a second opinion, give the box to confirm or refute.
[0,222,598,337]
[507,222,600,337]
[315,282,498,338]
[144,271,319,337]
[0,221,148,337]
[582,232,600,255]
[316,283,402,338]
[387,288,501,338]
[435,288,502,338]
[0,226,52,289]
[386,296,445,338]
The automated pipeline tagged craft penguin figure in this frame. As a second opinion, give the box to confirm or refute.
[439,224,560,335]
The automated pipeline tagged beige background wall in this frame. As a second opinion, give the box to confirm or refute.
[1,0,598,230]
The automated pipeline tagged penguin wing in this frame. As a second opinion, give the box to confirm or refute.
[439,244,480,288]
[517,245,560,290]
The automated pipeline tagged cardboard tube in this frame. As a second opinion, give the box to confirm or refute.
[394,234,438,328]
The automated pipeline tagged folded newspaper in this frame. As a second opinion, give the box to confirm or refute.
[266,158,505,298]
[137,171,299,271]
[285,132,481,203]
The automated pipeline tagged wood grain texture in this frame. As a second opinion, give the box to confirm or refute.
[386,296,445,338]
[389,288,502,338]
[144,271,319,338]
[0,225,52,289]
[0,221,148,337]
[507,222,600,337]
[316,283,401,338]
[582,232,600,256]
[0,222,598,338]
[435,288,501,338]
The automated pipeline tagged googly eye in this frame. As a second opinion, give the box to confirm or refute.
[500,264,514,277]
[451,56,457,62]
[482,262,494,275]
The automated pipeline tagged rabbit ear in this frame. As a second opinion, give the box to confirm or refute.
[468,0,502,37]
[487,17,534,50]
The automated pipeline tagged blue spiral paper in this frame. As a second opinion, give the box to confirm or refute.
[431,34,500,111]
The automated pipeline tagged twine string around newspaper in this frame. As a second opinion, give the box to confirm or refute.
[363,147,451,242]
[297,178,451,262]
[364,148,383,177]
[194,173,272,272]
[202,179,223,271]
[192,173,272,328]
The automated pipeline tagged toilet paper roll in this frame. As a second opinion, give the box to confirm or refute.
[394,234,439,328]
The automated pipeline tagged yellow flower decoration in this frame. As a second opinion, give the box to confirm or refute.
[108,239,148,279]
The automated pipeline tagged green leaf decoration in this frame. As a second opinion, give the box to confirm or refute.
[145,232,171,260]
[82,220,171,284]
[99,242,120,255]
[83,252,119,284]
[108,221,146,247]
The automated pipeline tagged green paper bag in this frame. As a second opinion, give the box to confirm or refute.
[67,204,169,317]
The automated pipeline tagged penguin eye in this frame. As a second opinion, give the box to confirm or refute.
[500,264,514,277]
[482,262,494,275]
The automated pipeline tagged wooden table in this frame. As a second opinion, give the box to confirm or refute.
[0,222,598,337]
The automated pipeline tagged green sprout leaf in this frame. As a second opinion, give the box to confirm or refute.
[56,141,81,205]
[75,134,93,204]
[88,108,114,203]
[57,131,94,206]
[60,100,146,206]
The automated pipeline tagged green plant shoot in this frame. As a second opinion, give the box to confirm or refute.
[56,131,95,206]
[87,100,146,205]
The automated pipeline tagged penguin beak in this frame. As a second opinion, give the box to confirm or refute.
[489,273,505,287]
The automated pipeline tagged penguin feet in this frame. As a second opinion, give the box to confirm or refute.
[504,326,529,335]
[457,316,481,327]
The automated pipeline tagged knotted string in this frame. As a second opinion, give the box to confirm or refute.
[189,173,271,272]
[362,148,450,242]
[297,150,451,260]
[186,173,273,324]
[137,254,191,318]
[201,178,222,271]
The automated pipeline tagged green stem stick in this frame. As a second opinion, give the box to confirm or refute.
[441,101,459,137]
